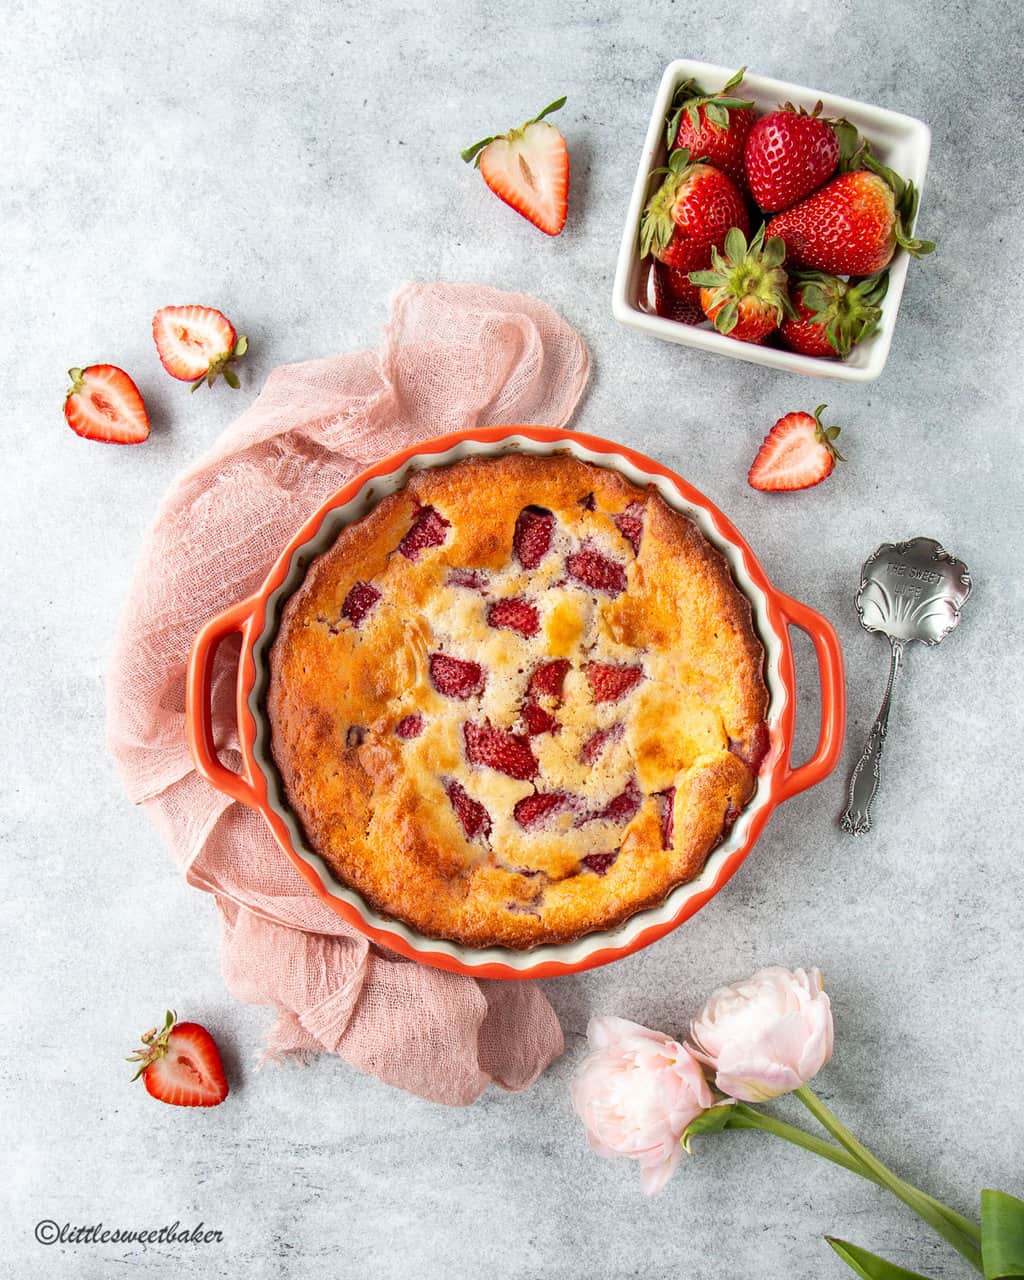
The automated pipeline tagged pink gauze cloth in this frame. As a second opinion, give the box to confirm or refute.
[106,282,591,1105]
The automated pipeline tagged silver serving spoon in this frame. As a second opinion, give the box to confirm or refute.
[840,537,972,835]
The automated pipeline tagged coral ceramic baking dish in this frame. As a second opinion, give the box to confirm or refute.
[612,60,932,382]
[186,426,845,979]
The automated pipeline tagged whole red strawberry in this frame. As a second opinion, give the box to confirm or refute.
[689,225,795,344]
[640,148,749,283]
[744,104,841,212]
[666,68,756,189]
[651,259,703,325]
[767,158,934,275]
[779,270,889,358]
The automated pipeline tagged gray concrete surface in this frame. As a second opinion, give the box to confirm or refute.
[2,1,1022,1276]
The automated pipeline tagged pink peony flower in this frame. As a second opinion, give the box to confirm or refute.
[687,966,834,1103]
[571,1015,715,1195]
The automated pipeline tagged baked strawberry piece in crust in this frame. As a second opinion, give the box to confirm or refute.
[267,453,769,949]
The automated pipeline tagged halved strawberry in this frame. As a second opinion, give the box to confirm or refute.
[585,662,644,703]
[513,505,555,568]
[521,699,560,736]
[446,780,492,841]
[514,791,576,830]
[528,659,570,699]
[64,365,150,444]
[395,713,424,739]
[429,653,485,699]
[613,501,645,554]
[580,851,618,876]
[127,1011,228,1107]
[566,543,627,595]
[461,98,569,236]
[579,722,624,764]
[341,581,381,627]
[399,504,451,560]
[748,406,845,492]
[487,598,540,637]
[152,306,247,391]
[464,720,539,780]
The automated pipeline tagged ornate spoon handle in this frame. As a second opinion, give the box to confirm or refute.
[840,639,904,834]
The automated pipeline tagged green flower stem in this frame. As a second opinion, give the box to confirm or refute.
[727,1105,978,1241]
[795,1085,982,1273]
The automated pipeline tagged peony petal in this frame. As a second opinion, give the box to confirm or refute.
[639,1146,681,1196]
[714,1058,803,1102]
[588,1014,667,1051]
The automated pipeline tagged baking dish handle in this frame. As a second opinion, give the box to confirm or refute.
[186,595,261,809]
[773,592,846,803]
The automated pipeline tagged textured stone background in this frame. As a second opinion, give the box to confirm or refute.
[2,1,1022,1276]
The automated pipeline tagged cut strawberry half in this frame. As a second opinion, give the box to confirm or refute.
[151,306,247,391]
[579,722,624,764]
[462,98,569,236]
[585,662,644,703]
[487,597,540,637]
[429,653,485,699]
[341,581,381,627]
[613,502,645,555]
[399,503,451,561]
[566,543,627,595]
[528,658,570,700]
[521,699,560,736]
[580,851,618,876]
[748,406,845,492]
[583,777,642,825]
[657,787,676,850]
[445,780,492,841]
[64,365,150,445]
[464,720,539,781]
[127,1011,228,1108]
[513,505,555,568]
[513,791,575,830]
[395,713,424,739]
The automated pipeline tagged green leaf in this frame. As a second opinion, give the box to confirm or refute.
[666,107,683,149]
[714,299,738,333]
[826,1237,935,1280]
[234,333,249,356]
[681,1104,735,1153]
[721,66,746,93]
[723,225,747,262]
[223,367,240,389]
[705,102,728,129]
[460,135,496,165]
[762,235,787,269]
[687,270,721,288]
[529,96,566,123]
[982,1189,1024,1279]
[687,102,700,131]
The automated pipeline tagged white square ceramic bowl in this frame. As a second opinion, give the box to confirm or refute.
[612,60,931,382]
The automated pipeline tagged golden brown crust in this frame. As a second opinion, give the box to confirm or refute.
[267,453,768,948]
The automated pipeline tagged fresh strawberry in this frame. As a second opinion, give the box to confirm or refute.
[779,270,889,358]
[640,148,749,278]
[487,598,540,637]
[446,780,492,840]
[64,365,150,445]
[666,68,756,188]
[651,260,704,325]
[690,225,795,343]
[744,104,842,212]
[395,713,424,739]
[341,581,381,627]
[127,1011,228,1108]
[766,157,934,275]
[527,659,570,699]
[612,501,644,554]
[585,662,644,703]
[514,791,576,830]
[429,653,485,699]
[464,720,539,780]
[580,851,618,876]
[399,504,451,560]
[513,505,555,568]
[579,722,624,764]
[151,306,247,391]
[566,543,627,595]
[748,405,845,492]
[461,97,569,236]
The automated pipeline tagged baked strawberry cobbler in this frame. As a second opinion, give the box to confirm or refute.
[267,453,769,948]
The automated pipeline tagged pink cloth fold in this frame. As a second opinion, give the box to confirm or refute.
[107,282,590,1104]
